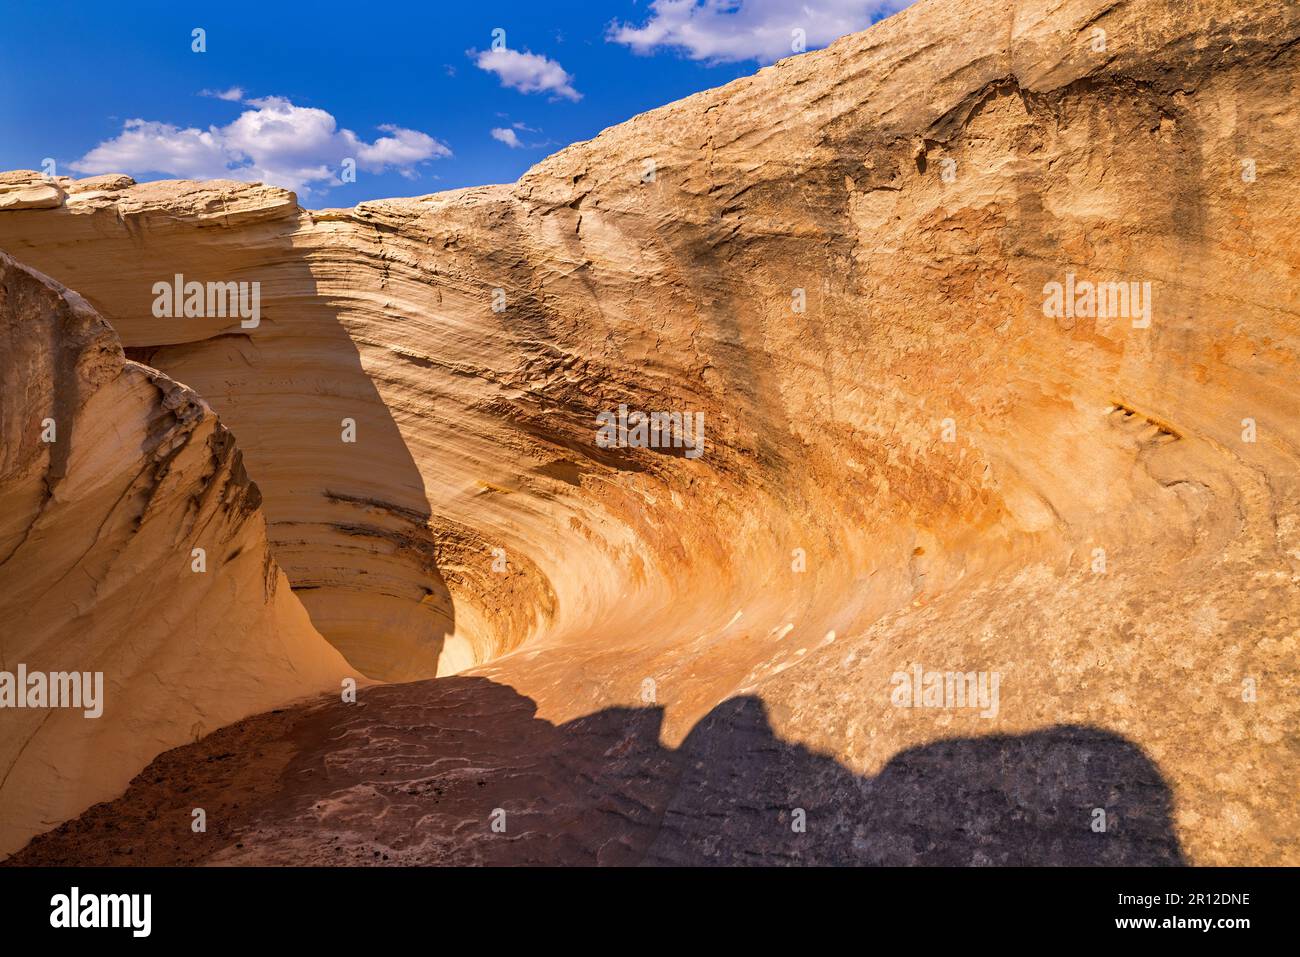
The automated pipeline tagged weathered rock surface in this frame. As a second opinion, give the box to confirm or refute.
[5,677,1186,866]
[0,175,458,681]
[0,253,352,857]
[0,171,65,211]
[0,0,1296,864]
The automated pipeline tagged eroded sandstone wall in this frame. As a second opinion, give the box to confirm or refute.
[0,253,352,856]
[0,180,458,680]
[0,0,1296,863]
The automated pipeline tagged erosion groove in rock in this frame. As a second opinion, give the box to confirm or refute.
[0,0,1297,865]
[0,252,353,857]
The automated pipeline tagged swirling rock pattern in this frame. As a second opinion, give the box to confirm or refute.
[0,0,1296,864]
[0,253,352,856]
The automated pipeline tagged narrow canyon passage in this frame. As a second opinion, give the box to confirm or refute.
[1,0,1297,865]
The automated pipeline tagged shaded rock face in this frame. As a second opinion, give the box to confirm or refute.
[0,180,458,682]
[0,253,352,856]
[0,0,1297,865]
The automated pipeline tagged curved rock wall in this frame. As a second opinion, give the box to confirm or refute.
[0,253,352,856]
[0,182,456,680]
[0,0,1296,863]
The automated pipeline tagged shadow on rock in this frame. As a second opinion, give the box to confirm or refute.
[4,677,1185,866]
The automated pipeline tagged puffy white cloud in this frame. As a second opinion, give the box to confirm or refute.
[608,0,912,64]
[356,124,448,168]
[491,127,524,148]
[73,121,233,181]
[71,96,450,195]
[472,48,581,101]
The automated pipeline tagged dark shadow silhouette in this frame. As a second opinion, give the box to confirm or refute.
[647,696,1184,865]
[4,677,1185,866]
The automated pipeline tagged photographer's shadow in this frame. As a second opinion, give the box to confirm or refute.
[632,696,1185,865]
[2,677,1188,867]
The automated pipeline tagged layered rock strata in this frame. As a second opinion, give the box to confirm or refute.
[0,0,1296,864]
[0,253,351,856]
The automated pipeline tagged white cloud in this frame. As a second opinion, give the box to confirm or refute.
[200,86,245,102]
[491,127,524,148]
[472,47,581,101]
[73,121,232,182]
[71,96,450,195]
[608,0,912,64]
[357,124,448,167]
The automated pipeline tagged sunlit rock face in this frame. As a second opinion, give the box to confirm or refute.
[0,253,352,856]
[0,181,459,682]
[0,0,1297,865]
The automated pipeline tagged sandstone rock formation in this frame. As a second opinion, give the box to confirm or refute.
[0,0,1297,865]
[0,253,352,856]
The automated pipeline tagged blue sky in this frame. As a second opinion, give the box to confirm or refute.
[0,0,910,205]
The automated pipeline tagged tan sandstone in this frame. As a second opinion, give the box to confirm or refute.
[0,253,353,856]
[0,0,1295,864]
